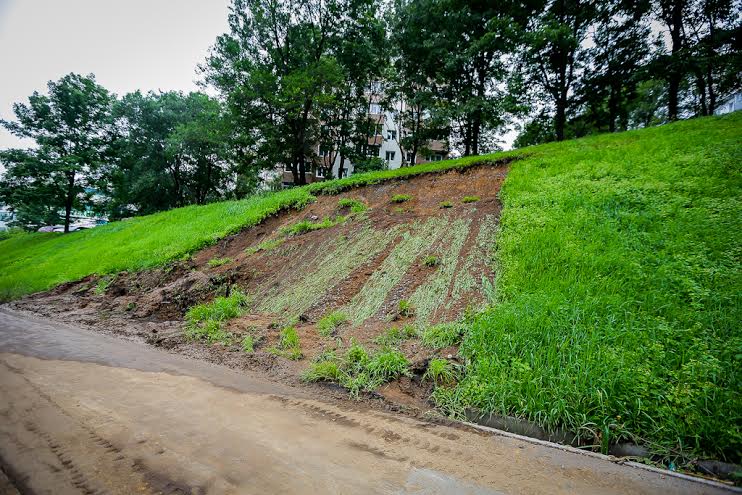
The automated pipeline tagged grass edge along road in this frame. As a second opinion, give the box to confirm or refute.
[1,113,740,467]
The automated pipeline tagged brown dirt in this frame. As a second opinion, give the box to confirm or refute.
[9,163,509,412]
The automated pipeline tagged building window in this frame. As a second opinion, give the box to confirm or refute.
[386,130,397,140]
[370,103,382,114]
[385,151,396,162]
[367,146,379,157]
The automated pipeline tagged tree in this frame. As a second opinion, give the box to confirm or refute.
[0,73,113,232]
[203,0,345,185]
[524,0,598,141]
[654,0,692,120]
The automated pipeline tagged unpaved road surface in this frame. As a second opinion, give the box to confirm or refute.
[0,309,732,494]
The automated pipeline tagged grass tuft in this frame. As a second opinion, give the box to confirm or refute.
[185,289,251,344]
[461,196,480,203]
[424,358,458,385]
[245,238,284,255]
[391,194,412,203]
[422,255,440,267]
[420,322,464,349]
[317,311,348,337]
[439,201,453,208]
[207,257,232,267]
[269,326,303,360]
[280,216,346,236]
[338,198,367,213]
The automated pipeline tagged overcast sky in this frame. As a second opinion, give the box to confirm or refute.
[0,0,229,151]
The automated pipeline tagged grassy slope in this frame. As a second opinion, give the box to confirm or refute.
[0,153,505,300]
[446,114,741,463]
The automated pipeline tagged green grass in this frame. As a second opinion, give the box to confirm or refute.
[420,322,465,349]
[244,238,284,255]
[207,257,232,267]
[461,196,480,203]
[424,358,458,385]
[269,326,303,360]
[439,201,453,208]
[449,114,742,464]
[185,289,251,344]
[338,198,367,213]
[280,216,346,236]
[422,255,440,267]
[373,325,416,347]
[317,311,348,337]
[241,335,255,353]
[391,194,412,203]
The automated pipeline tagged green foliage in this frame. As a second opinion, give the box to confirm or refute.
[456,115,742,462]
[397,299,413,317]
[420,322,464,349]
[317,311,348,337]
[244,238,284,255]
[207,257,232,267]
[185,289,251,344]
[94,277,113,295]
[269,326,303,360]
[461,196,480,203]
[439,201,453,208]
[0,227,24,242]
[374,325,416,347]
[241,335,255,353]
[302,342,411,398]
[422,255,439,267]
[280,216,345,236]
[424,358,458,385]
[391,194,412,203]
[337,198,367,213]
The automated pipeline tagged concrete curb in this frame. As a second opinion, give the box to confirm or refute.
[461,420,741,493]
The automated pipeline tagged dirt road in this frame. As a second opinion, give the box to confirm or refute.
[0,309,733,494]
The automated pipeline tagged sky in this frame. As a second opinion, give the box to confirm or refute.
[0,0,230,152]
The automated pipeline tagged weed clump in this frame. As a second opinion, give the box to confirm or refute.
[245,238,284,255]
[281,216,345,236]
[424,358,458,385]
[391,194,412,203]
[397,299,414,318]
[185,289,251,344]
[94,276,113,295]
[338,198,367,213]
[269,326,303,360]
[422,255,440,267]
[207,257,232,267]
[317,311,348,337]
[302,341,411,398]
[374,325,416,347]
[420,322,464,349]
[241,335,255,353]
[439,201,453,208]
[461,196,480,203]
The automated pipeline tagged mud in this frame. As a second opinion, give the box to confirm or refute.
[8,164,508,411]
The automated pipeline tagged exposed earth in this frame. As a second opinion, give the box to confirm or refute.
[8,164,508,409]
[0,308,732,495]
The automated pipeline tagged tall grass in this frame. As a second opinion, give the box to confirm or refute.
[451,114,742,463]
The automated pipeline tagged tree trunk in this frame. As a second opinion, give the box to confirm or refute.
[298,155,307,185]
[63,171,75,234]
[338,155,346,179]
[463,119,471,156]
[555,95,567,141]
[695,72,708,115]
[608,84,618,133]
[667,1,684,121]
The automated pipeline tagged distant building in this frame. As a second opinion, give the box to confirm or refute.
[714,92,742,115]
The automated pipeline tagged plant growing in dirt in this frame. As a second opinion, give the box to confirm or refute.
[317,311,348,337]
[337,198,367,213]
[241,335,256,353]
[244,238,284,255]
[461,196,480,203]
[185,289,251,344]
[424,358,458,385]
[420,322,464,349]
[207,257,233,267]
[280,216,346,236]
[94,277,113,295]
[439,201,453,208]
[391,194,412,203]
[374,325,416,347]
[301,360,343,382]
[269,326,303,360]
[422,255,440,267]
[397,299,414,318]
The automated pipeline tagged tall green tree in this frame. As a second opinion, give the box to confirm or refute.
[203,0,345,185]
[0,73,113,232]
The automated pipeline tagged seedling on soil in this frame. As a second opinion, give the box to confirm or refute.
[391,194,412,203]
[420,322,464,349]
[317,311,348,337]
[439,201,453,208]
[338,198,367,213]
[424,358,458,385]
[461,196,480,203]
[207,257,233,267]
[397,299,414,318]
[185,289,250,344]
[241,335,255,353]
[269,326,303,360]
[422,255,440,267]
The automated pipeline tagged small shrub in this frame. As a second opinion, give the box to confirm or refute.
[461,196,480,203]
[424,358,458,385]
[338,198,367,213]
[317,311,348,337]
[391,194,412,203]
[420,322,464,349]
[185,289,250,344]
[374,325,416,347]
[397,299,414,318]
[245,238,284,255]
[241,335,255,353]
[439,201,453,208]
[269,326,302,360]
[422,255,440,267]
[207,257,232,267]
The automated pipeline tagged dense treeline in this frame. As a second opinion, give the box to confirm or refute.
[1,0,739,231]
